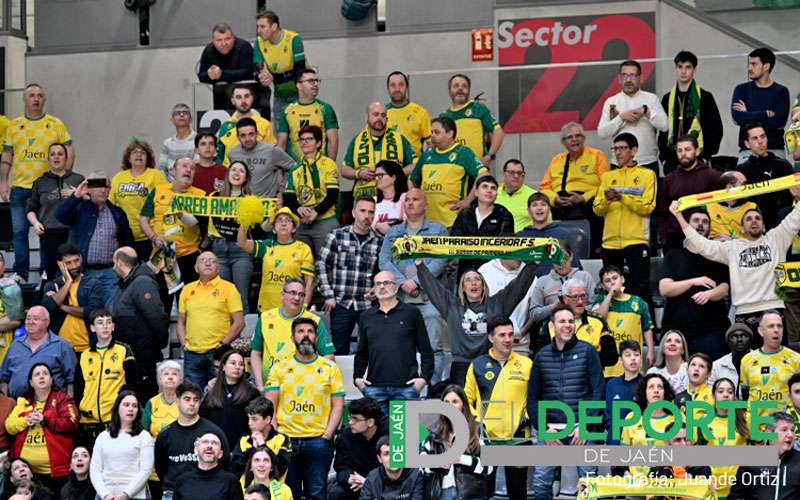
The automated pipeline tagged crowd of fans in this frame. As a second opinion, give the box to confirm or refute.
[1,7,800,500]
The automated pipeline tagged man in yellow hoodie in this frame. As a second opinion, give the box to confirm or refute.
[593,132,657,308]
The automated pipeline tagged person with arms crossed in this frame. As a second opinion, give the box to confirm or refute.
[441,73,504,165]
[197,23,255,110]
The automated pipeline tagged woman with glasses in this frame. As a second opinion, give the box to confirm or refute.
[372,160,408,236]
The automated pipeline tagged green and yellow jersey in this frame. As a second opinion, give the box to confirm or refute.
[109,168,168,241]
[278,99,339,160]
[5,114,71,188]
[216,112,276,165]
[140,184,206,258]
[440,100,500,159]
[343,128,415,198]
[740,347,800,415]
[621,412,674,478]
[708,201,758,240]
[143,393,179,481]
[266,354,345,437]
[591,293,653,378]
[702,411,748,498]
[254,29,307,99]
[409,143,487,228]
[386,101,431,158]
[251,238,314,312]
[285,153,339,220]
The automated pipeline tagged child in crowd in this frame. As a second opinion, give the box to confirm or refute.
[604,340,643,446]
[783,372,800,450]
[677,353,714,413]
[230,397,291,482]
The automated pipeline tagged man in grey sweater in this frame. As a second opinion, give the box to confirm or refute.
[228,117,295,197]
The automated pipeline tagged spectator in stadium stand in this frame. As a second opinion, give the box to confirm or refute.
[657,50,723,175]
[177,251,244,388]
[703,377,749,499]
[464,318,530,500]
[0,306,77,398]
[154,381,230,500]
[656,135,720,251]
[371,160,408,237]
[360,436,425,500]
[328,397,387,500]
[670,193,800,345]
[782,186,800,341]
[228,117,295,198]
[0,83,73,282]
[646,329,690,394]
[157,104,197,181]
[139,156,205,307]
[216,84,277,166]
[528,305,603,500]
[1,458,52,500]
[109,139,168,262]
[708,170,758,241]
[192,131,227,194]
[736,122,794,229]
[529,241,594,327]
[441,74,504,165]
[603,340,643,446]
[39,243,103,354]
[199,349,260,446]
[210,161,257,313]
[243,447,293,498]
[539,122,610,249]
[171,432,243,500]
[230,396,291,482]
[731,47,791,163]
[593,133,657,307]
[254,9,308,125]
[60,446,96,500]
[516,192,581,277]
[708,323,752,393]
[450,175,514,278]
[727,411,800,499]
[353,270,434,413]
[385,71,431,158]
[659,207,731,360]
[477,258,532,336]
[89,390,154,500]
[379,188,448,384]
[317,197,382,355]
[409,116,488,229]
[495,159,536,233]
[142,360,181,500]
[277,68,340,161]
[416,251,537,387]
[265,318,345,500]
[342,102,416,199]
[26,143,84,280]
[0,254,22,367]
[197,23,255,111]
[283,125,341,257]
[110,247,169,401]
[598,60,668,174]
[57,173,135,306]
[5,362,78,492]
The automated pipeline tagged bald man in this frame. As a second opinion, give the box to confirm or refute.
[342,101,417,198]
[111,246,169,400]
[378,188,449,384]
[0,305,77,397]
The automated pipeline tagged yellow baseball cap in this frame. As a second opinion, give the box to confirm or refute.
[270,206,300,227]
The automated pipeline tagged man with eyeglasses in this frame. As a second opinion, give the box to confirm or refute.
[496,159,537,233]
[354,270,433,414]
[598,59,668,174]
[157,103,197,181]
[277,68,340,161]
[249,276,335,394]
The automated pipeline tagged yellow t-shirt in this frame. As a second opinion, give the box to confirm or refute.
[708,201,758,240]
[621,412,674,478]
[277,99,338,160]
[740,347,800,416]
[109,168,168,241]
[5,114,71,189]
[179,276,243,353]
[58,279,89,352]
[252,239,314,312]
[266,355,345,437]
[218,112,276,166]
[20,401,50,474]
[593,294,653,378]
[705,412,748,498]
[0,115,8,149]
[386,101,431,158]
[140,184,206,258]
[440,101,500,158]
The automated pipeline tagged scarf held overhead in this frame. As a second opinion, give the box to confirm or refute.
[667,80,704,152]
[675,172,800,211]
[392,236,568,264]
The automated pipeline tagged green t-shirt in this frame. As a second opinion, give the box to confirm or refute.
[440,100,499,158]
[277,99,339,160]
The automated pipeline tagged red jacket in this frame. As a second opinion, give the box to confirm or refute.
[6,390,78,477]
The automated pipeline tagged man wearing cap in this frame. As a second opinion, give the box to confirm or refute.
[709,323,752,397]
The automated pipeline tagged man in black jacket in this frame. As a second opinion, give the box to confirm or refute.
[111,246,169,401]
[173,432,243,500]
[728,411,800,500]
[197,23,257,111]
[329,397,387,500]
[360,436,424,500]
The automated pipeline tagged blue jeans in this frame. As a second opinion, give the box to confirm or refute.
[532,436,597,500]
[330,303,361,355]
[286,436,335,500]
[362,384,419,416]
[183,349,216,388]
[212,238,253,313]
[10,187,32,279]
[84,267,119,310]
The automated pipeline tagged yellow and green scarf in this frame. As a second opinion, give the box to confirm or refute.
[353,126,405,198]
[392,235,567,264]
[667,80,704,152]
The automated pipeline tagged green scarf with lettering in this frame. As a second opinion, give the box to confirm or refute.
[352,126,405,198]
[667,80,704,152]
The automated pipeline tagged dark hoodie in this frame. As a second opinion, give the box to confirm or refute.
[59,471,96,500]
[360,467,424,500]
[656,159,719,244]
[728,447,800,500]
[27,170,85,229]
[334,417,389,489]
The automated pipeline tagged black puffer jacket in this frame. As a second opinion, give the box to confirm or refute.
[527,335,605,429]
[450,203,515,278]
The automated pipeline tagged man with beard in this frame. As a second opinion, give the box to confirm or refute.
[659,207,730,360]
[215,84,276,166]
[656,135,720,251]
[354,270,433,415]
[173,433,243,500]
[266,317,345,500]
[277,68,339,161]
[385,71,431,157]
[227,117,295,197]
[670,192,800,342]
[440,74,504,165]
[341,101,415,199]
[709,323,752,396]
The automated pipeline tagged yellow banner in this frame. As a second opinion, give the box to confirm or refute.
[166,193,278,221]
[775,262,800,289]
[675,172,800,211]
[579,476,715,499]
[392,236,568,264]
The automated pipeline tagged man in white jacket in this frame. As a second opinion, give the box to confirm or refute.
[669,194,800,348]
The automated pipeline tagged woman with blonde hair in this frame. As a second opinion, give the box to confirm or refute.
[646,329,690,394]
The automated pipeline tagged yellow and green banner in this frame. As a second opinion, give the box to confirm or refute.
[775,262,800,290]
[392,236,567,264]
[578,476,714,499]
[166,193,278,219]
[675,172,800,211]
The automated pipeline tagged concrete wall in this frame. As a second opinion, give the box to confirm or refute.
[24,0,800,186]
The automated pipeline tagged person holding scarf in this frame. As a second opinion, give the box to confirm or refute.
[341,101,416,199]
[658,50,723,175]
